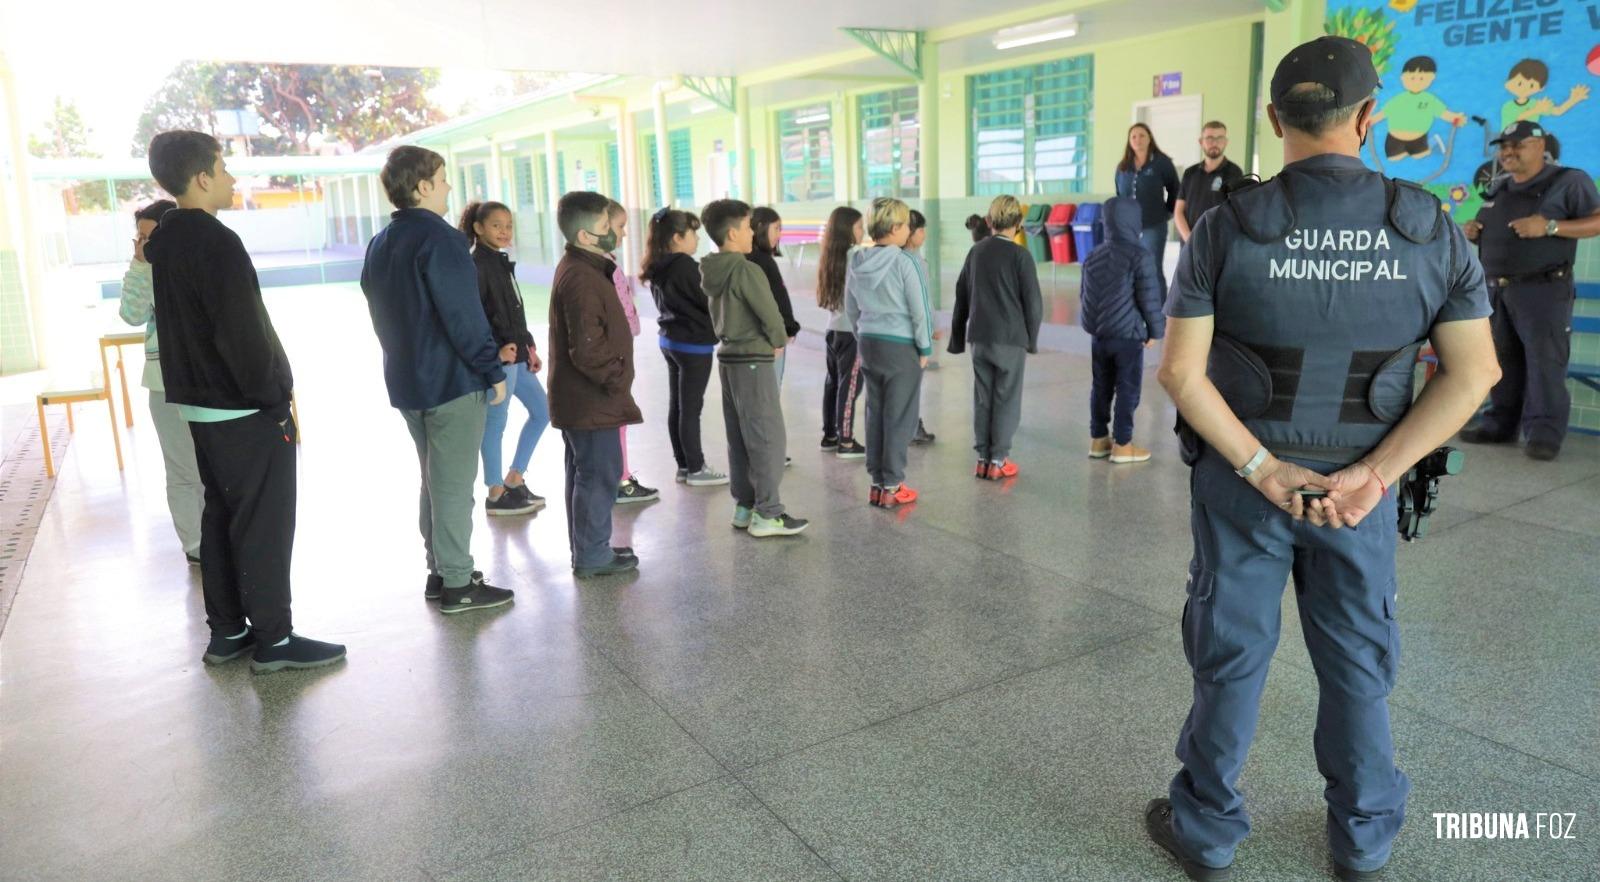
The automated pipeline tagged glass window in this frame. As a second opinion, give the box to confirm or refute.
[859,87,919,199]
[512,156,536,208]
[670,129,694,205]
[556,151,567,195]
[606,142,620,197]
[969,55,1093,196]
[469,164,489,201]
[646,130,696,207]
[777,104,835,202]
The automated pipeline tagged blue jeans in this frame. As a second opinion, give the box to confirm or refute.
[1089,337,1144,445]
[481,361,549,487]
[1140,223,1169,296]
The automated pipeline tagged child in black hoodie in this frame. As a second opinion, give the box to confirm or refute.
[643,208,728,487]
[747,207,800,384]
[144,130,344,674]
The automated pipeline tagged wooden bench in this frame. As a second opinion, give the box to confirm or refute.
[100,331,145,428]
[35,388,124,479]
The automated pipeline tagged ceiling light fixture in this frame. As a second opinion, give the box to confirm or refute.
[993,15,1079,51]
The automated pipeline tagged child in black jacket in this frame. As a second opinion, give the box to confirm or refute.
[460,201,549,515]
[145,129,344,674]
[643,208,728,487]
[747,207,800,384]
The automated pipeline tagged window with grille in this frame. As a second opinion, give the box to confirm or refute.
[512,156,535,208]
[645,130,695,207]
[606,143,620,197]
[468,164,489,201]
[778,104,835,202]
[669,129,693,204]
[859,87,919,199]
[970,55,1093,196]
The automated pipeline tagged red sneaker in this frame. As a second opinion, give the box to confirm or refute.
[876,484,919,507]
[868,485,882,506]
[986,459,1020,480]
[974,460,989,478]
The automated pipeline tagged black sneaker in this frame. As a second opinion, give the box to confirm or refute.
[912,420,936,445]
[1526,441,1560,461]
[574,552,640,579]
[1145,798,1233,881]
[820,435,839,451]
[507,484,546,507]
[615,478,659,504]
[425,570,482,601]
[186,552,202,567]
[202,629,256,665]
[440,574,515,614]
[486,489,540,516]
[1333,862,1386,881]
[1458,425,1514,444]
[836,439,866,460]
[675,468,689,483]
[250,633,347,675]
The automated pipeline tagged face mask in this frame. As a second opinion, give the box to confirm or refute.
[589,230,619,253]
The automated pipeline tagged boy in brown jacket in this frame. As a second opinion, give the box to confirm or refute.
[548,191,643,578]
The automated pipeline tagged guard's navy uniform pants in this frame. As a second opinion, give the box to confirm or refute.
[1479,279,1575,448]
[1169,450,1410,873]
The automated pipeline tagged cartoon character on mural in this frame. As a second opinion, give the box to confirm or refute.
[1325,0,1599,219]
[1370,56,1466,162]
[1501,58,1589,130]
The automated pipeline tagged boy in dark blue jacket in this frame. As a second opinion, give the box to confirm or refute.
[362,146,514,614]
[1079,196,1165,464]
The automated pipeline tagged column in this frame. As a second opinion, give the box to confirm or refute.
[735,86,754,202]
[653,85,674,208]
[919,40,942,303]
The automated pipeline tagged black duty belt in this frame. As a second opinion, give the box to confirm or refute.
[1487,266,1571,288]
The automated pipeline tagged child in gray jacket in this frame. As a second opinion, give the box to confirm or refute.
[846,197,933,509]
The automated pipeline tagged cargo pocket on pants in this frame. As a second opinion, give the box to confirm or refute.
[1377,587,1399,691]
[1181,502,1221,678]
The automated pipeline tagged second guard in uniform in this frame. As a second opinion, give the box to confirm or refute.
[1460,121,1600,461]
[1144,37,1501,882]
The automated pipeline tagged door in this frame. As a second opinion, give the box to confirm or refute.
[1132,95,1204,170]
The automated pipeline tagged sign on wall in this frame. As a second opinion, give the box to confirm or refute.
[1324,0,1599,217]
[1152,72,1183,98]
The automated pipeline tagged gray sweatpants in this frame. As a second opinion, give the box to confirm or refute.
[859,336,923,488]
[148,388,203,555]
[971,342,1027,462]
[719,361,786,519]
[401,390,488,589]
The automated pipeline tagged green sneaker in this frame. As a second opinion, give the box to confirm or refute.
[749,512,809,538]
[731,505,752,529]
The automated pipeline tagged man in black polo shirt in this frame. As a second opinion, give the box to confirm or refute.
[1173,121,1245,244]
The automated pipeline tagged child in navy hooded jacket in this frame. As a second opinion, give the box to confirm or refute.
[1078,196,1165,462]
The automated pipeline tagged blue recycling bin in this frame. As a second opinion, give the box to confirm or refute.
[1071,202,1103,261]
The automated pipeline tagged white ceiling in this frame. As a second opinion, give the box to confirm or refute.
[6,0,1263,78]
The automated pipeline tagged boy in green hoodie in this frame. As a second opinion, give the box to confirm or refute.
[699,199,809,537]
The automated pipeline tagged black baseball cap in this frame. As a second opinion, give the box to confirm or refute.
[1270,36,1380,108]
[1490,120,1547,144]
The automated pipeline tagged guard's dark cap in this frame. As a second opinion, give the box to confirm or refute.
[1490,120,1547,144]
[1270,35,1380,108]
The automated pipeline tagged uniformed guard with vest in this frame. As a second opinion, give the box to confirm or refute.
[1459,121,1600,461]
[1144,36,1502,882]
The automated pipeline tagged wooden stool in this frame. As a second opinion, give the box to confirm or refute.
[36,388,125,478]
[99,332,146,429]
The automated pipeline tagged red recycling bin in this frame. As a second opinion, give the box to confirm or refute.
[1047,203,1076,264]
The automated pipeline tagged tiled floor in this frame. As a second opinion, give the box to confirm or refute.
[2,283,1597,882]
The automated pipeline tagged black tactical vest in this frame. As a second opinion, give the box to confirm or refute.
[1184,157,1464,466]
[1475,166,1581,279]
